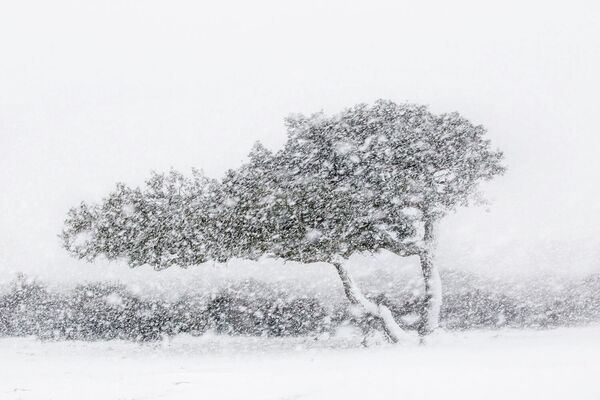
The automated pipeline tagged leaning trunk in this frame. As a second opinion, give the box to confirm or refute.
[418,218,442,336]
[332,260,409,343]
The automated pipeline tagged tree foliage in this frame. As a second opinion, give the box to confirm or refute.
[63,100,504,267]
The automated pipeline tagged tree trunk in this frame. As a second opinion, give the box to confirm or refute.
[332,260,409,344]
[418,218,442,336]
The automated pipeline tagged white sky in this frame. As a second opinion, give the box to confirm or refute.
[1,0,599,282]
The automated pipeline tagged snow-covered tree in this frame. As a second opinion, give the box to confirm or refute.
[62,100,504,342]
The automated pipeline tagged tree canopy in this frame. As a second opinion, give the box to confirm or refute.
[62,100,504,269]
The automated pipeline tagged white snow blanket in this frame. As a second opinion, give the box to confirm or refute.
[1,326,598,400]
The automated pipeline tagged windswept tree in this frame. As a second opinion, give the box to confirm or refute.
[62,100,504,342]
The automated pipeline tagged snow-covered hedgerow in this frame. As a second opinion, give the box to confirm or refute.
[0,276,330,341]
[1,271,598,341]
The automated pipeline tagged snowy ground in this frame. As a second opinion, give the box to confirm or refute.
[1,326,599,400]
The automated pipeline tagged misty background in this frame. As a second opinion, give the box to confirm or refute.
[1,0,599,287]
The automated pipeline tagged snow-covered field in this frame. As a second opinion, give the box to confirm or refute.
[1,326,598,400]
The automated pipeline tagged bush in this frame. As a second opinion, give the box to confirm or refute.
[206,280,329,336]
[0,277,330,341]
[1,272,599,341]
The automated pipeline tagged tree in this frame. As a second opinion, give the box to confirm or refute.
[61,100,504,342]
